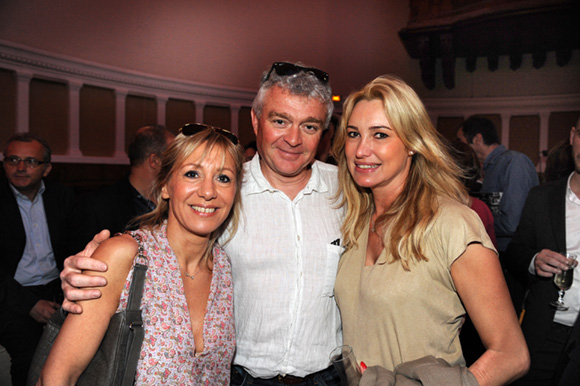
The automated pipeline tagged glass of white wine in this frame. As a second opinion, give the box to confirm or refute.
[550,253,578,311]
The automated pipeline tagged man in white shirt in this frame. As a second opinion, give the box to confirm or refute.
[506,120,580,386]
[60,62,345,385]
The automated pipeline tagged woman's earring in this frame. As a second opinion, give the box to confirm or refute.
[409,150,414,155]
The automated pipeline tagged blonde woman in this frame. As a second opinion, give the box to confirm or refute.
[333,76,529,386]
[40,124,243,385]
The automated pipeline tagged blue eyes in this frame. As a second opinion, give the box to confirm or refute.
[270,119,320,132]
[184,170,232,183]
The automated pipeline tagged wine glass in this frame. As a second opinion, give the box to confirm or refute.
[329,345,362,386]
[550,253,577,311]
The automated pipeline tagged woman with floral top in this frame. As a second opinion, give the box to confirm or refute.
[40,124,243,385]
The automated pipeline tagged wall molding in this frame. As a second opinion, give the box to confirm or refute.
[1,40,578,167]
[0,39,257,105]
[424,93,580,117]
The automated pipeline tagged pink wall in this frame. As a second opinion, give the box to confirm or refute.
[0,0,414,97]
[0,0,578,98]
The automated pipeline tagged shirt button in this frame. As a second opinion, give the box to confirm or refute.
[297,235,301,241]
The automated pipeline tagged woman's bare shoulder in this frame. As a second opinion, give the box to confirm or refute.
[92,233,139,267]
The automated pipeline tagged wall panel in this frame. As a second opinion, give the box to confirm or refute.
[29,78,68,154]
[79,85,116,157]
[0,68,16,146]
[436,116,464,143]
[166,98,195,133]
[238,107,254,147]
[548,111,580,150]
[125,95,157,151]
[510,115,541,166]
[204,105,231,131]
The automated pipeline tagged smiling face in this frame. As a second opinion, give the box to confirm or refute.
[251,85,326,185]
[3,139,51,200]
[162,144,237,241]
[344,99,412,196]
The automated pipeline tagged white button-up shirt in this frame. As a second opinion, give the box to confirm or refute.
[12,181,60,286]
[221,155,344,378]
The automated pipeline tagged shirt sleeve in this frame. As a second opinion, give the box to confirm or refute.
[495,153,539,238]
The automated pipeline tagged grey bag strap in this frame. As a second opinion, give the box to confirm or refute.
[121,237,148,386]
[126,263,147,311]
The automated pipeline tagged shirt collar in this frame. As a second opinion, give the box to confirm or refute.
[567,172,580,205]
[10,180,45,203]
[483,144,507,169]
[245,155,329,195]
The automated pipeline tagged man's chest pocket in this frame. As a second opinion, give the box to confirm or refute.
[322,243,345,297]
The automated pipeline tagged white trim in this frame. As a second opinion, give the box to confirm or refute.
[424,94,580,118]
[0,40,257,164]
[0,40,256,104]
[1,40,579,167]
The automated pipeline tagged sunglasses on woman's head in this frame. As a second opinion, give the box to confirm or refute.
[263,62,329,84]
[180,123,239,145]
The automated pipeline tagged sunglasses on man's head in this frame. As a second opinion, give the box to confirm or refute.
[264,62,329,84]
[180,123,239,145]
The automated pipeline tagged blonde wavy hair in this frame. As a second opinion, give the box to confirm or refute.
[332,75,468,270]
[133,128,244,265]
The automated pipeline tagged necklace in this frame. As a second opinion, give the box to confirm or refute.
[182,265,202,280]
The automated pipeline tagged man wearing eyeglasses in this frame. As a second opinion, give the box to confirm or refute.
[0,132,74,386]
[59,62,344,385]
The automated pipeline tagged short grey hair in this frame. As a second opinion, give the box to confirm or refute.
[252,62,334,127]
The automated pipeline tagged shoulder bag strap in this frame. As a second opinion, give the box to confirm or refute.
[121,236,148,386]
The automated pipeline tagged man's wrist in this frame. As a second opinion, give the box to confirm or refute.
[528,253,539,275]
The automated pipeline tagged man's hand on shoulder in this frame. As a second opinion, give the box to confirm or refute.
[61,229,111,314]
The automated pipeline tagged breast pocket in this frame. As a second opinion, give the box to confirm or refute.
[322,244,345,297]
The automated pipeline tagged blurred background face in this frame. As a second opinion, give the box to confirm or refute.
[244,146,256,161]
[252,86,326,181]
[344,99,412,194]
[3,140,51,197]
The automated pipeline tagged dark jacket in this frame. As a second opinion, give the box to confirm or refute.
[506,177,577,358]
[69,176,151,253]
[0,179,75,316]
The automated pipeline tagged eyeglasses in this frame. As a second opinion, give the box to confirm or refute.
[180,123,239,145]
[264,62,329,84]
[3,156,47,169]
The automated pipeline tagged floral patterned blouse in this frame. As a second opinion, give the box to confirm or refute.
[118,222,235,385]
